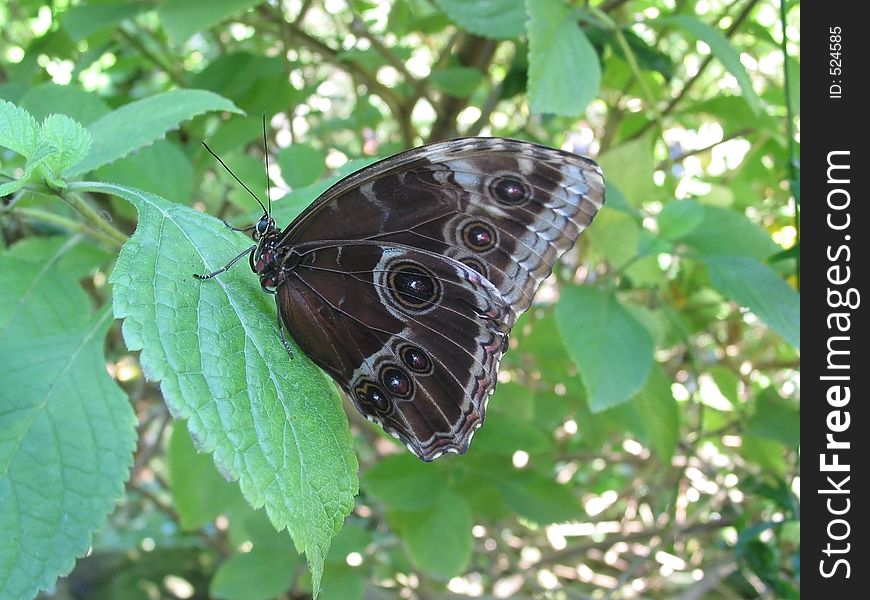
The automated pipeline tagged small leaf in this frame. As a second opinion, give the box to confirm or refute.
[471,410,553,456]
[434,0,526,40]
[158,0,264,45]
[0,99,39,157]
[651,16,762,115]
[496,469,583,524]
[399,491,473,578]
[277,144,326,189]
[556,286,654,412]
[168,426,247,531]
[630,365,679,463]
[210,548,299,600]
[38,113,92,183]
[745,389,800,448]
[320,564,365,600]
[527,0,601,116]
[66,89,242,177]
[362,453,448,511]
[79,182,358,594]
[429,67,484,97]
[669,201,779,261]
[597,133,655,207]
[704,255,800,349]
[60,2,143,41]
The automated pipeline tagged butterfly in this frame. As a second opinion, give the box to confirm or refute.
[197,137,605,461]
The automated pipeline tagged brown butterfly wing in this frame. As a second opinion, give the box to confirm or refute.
[277,242,510,460]
[277,138,604,459]
[281,138,605,325]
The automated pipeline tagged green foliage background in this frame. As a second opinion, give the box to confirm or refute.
[0,0,799,598]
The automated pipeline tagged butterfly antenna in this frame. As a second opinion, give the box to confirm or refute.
[201,141,268,215]
[262,113,272,216]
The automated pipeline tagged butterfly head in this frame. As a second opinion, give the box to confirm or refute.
[252,213,278,241]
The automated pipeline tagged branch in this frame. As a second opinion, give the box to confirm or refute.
[280,18,416,146]
[634,0,762,138]
[349,15,438,114]
[428,33,498,142]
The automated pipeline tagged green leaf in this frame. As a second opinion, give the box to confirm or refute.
[320,564,364,600]
[668,201,779,261]
[526,0,601,116]
[276,144,326,189]
[434,0,526,40]
[168,425,247,530]
[18,83,112,125]
[585,207,640,269]
[95,139,194,204]
[362,453,448,511]
[630,365,679,463]
[496,469,583,524]
[429,67,484,97]
[556,286,654,412]
[745,389,800,448]
[651,16,762,115]
[38,113,92,183]
[210,548,299,600]
[472,410,553,456]
[60,2,143,41]
[0,99,39,158]
[66,89,243,177]
[80,182,358,594]
[0,296,136,598]
[704,255,800,349]
[158,0,264,45]
[597,133,656,207]
[658,199,705,240]
[399,491,473,578]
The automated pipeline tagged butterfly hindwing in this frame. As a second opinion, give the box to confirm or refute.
[276,241,510,460]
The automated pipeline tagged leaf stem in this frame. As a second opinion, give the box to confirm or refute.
[8,206,124,249]
[63,183,129,247]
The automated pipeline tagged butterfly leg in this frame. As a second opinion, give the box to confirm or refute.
[193,244,256,280]
[274,304,295,359]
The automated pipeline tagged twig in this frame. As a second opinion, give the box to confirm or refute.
[656,127,753,170]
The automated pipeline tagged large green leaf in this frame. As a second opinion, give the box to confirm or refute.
[66,90,242,177]
[0,246,135,599]
[77,181,358,594]
[526,0,601,116]
[434,0,526,40]
[556,286,654,412]
[704,255,800,349]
